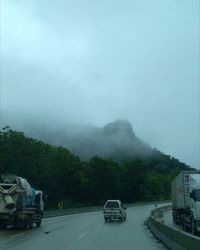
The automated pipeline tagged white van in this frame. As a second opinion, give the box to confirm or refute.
[103,200,127,222]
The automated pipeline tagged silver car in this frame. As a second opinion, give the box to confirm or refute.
[103,200,127,222]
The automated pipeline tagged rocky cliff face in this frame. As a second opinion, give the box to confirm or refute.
[33,119,156,161]
[101,120,135,138]
[83,119,155,161]
[4,118,158,162]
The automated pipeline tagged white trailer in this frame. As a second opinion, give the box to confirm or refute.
[171,171,200,234]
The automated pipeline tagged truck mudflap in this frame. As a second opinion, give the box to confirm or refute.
[196,219,200,232]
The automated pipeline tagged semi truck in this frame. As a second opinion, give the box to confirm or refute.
[171,171,200,234]
[0,174,44,229]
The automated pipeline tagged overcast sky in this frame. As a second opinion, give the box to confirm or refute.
[0,0,199,168]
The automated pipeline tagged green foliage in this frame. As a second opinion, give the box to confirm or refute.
[81,157,121,204]
[120,160,148,202]
[0,128,193,208]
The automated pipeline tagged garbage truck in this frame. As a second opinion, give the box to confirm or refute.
[0,174,44,229]
[171,171,200,234]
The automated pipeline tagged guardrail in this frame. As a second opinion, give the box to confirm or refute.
[43,200,170,218]
[43,206,102,218]
[148,205,200,250]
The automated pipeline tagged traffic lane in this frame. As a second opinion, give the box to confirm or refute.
[0,204,166,250]
[0,212,95,249]
[66,204,166,250]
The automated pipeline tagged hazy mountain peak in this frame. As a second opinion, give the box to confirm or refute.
[102,119,135,138]
[2,117,155,162]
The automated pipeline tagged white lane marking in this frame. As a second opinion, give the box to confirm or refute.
[78,233,86,239]
[9,232,25,239]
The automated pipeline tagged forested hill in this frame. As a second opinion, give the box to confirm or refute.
[0,127,194,208]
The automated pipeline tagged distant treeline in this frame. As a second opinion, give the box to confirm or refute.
[0,127,194,208]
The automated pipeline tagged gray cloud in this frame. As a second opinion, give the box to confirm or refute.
[0,0,199,168]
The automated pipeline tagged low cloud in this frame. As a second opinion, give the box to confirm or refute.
[0,0,199,168]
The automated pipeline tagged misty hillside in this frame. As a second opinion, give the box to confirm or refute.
[0,127,193,207]
[12,119,160,162]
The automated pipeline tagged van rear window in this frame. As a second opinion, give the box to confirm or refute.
[105,201,119,208]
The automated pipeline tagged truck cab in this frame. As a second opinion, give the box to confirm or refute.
[190,188,200,218]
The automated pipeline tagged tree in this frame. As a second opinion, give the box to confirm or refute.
[81,157,121,204]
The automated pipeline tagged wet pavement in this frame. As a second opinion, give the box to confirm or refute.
[0,204,167,250]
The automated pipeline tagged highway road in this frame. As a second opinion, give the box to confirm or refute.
[0,204,167,250]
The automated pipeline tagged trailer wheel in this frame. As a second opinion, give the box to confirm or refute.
[172,211,177,224]
[36,220,41,227]
[24,219,29,229]
[0,221,7,229]
[182,219,186,231]
[191,217,197,235]
[36,214,42,227]
[29,216,34,229]
[181,214,186,231]
[24,215,33,229]
[13,220,18,229]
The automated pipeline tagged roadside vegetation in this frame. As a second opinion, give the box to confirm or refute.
[0,127,194,208]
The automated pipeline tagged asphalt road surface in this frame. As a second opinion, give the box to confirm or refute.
[0,204,167,250]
